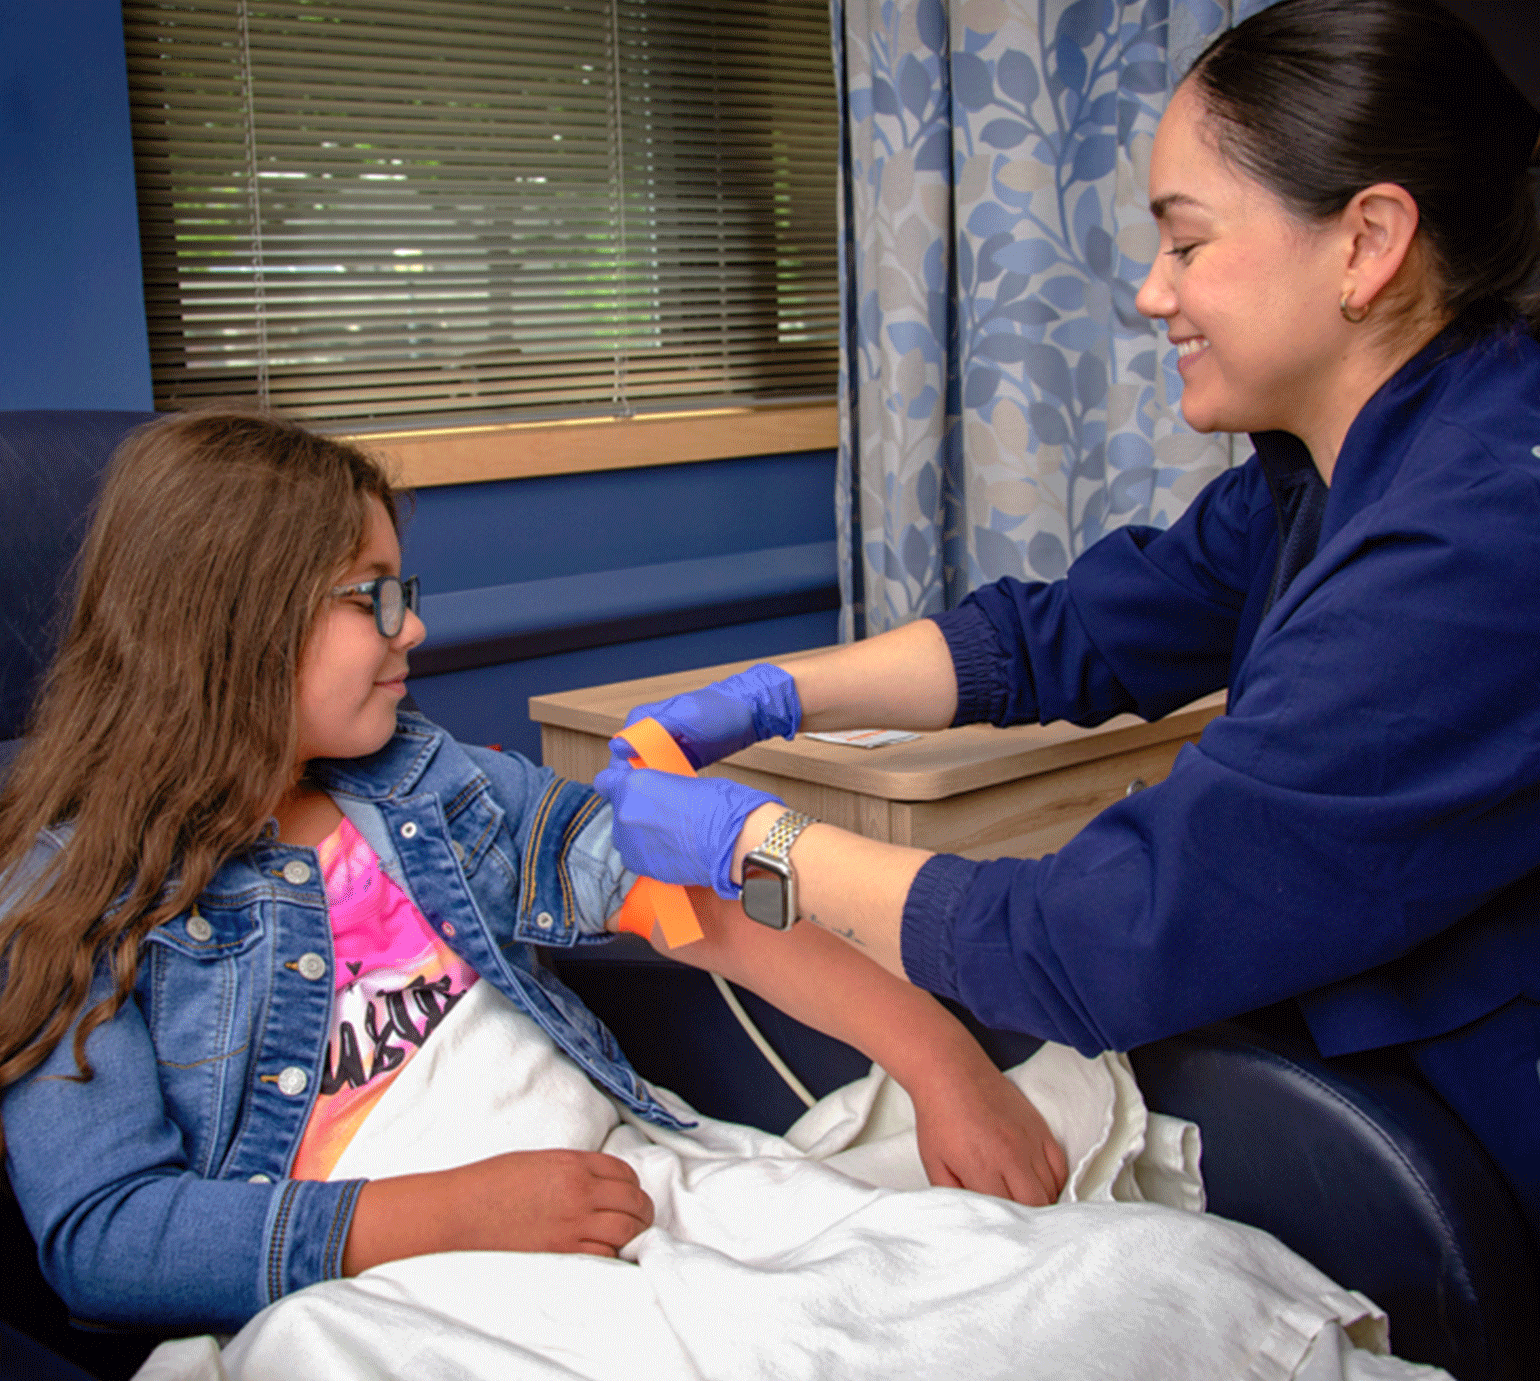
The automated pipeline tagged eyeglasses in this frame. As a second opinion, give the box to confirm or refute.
[329,574,420,638]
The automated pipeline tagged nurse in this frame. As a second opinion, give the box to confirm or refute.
[596,0,1540,1240]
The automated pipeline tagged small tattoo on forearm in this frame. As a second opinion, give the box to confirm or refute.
[810,914,865,947]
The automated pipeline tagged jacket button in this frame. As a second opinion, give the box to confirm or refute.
[535,911,555,930]
[282,860,312,885]
[440,921,456,938]
[451,840,465,862]
[296,952,327,981]
[277,1067,309,1096]
[400,821,418,839]
[186,913,213,942]
[248,1173,272,1184]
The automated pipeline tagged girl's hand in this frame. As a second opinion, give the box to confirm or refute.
[910,1059,1068,1209]
[342,1148,654,1273]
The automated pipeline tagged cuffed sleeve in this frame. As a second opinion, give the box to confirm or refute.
[465,751,630,945]
[899,852,982,998]
[932,604,1019,726]
[261,1176,367,1311]
[566,801,639,938]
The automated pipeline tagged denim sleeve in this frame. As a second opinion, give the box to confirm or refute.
[461,742,636,941]
[1,969,363,1333]
[564,803,639,937]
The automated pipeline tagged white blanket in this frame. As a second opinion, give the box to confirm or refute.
[137,980,1451,1381]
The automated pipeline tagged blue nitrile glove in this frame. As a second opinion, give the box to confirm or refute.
[595,757,781,899]
[616,663,801,770]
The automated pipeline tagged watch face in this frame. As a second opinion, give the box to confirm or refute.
[742,867,795,930]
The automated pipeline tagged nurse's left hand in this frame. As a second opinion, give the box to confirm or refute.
[911,1058,1068,1208]
[596,755,782,899]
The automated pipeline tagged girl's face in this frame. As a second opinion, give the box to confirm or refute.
[294,497,425,766]
[1135,83,1349,450]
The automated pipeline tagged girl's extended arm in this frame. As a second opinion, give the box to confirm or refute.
[627,885,1067,1207]
[342,859,1067,1278]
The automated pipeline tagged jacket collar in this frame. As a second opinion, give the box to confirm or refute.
[1249,318,1513,551]
[305,711,446,802]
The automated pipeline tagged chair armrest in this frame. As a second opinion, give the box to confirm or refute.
[1131,1019,1540,1381]
[0,1321,102,1381]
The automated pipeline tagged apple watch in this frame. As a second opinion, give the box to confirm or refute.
[740,808,817,931]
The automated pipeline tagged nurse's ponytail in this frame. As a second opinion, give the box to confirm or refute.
[1187,0,1540,338]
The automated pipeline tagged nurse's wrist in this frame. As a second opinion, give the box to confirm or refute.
[730,802,790,887]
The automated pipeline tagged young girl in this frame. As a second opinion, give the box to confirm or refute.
[0,410,1065,1337]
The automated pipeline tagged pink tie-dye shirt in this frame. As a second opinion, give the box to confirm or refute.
[290,815,479,1180]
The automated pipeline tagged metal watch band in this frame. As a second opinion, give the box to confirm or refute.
[755,808,817,863]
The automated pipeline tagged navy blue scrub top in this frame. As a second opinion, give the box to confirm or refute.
[903,320,1540,1064]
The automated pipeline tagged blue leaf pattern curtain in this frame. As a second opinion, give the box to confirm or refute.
[833,0,1272,640]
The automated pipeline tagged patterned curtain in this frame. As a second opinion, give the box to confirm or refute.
[834,0,1271,640]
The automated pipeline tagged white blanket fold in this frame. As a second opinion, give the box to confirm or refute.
[136,980,1450,1381]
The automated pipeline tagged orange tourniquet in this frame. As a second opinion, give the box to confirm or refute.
[609,718,706,947]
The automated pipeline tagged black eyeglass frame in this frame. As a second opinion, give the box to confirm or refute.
[329,574,420,638]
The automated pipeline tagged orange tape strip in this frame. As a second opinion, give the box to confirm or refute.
[616,716,696,778]
[610,718,705,948]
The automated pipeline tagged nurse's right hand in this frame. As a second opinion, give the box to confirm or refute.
[616,663,800,769]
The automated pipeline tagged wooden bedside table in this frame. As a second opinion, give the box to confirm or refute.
[529,650,1225,861]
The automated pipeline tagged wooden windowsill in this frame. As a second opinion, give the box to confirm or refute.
[342,401,839,489]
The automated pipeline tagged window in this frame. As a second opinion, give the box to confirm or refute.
[123,0,839,428]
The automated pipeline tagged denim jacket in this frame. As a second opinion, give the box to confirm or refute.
[2,713,680,1333]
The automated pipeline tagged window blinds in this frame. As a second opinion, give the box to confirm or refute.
[122,0,839,427]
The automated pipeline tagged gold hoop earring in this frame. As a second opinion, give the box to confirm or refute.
[1340,293,1369,325]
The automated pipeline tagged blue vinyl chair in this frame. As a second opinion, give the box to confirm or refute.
[1,409,1536,1381]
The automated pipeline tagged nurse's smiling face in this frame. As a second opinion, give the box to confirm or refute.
[1135,83,1349,451]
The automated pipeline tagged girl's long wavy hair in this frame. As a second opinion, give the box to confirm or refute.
[0,411,398,1106]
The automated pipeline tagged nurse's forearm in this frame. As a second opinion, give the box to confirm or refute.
[729,802,921,978]
[775,617,958,733]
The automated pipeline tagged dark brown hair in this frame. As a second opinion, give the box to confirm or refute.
[1188,0,1540,336]
[0,411,397,1100]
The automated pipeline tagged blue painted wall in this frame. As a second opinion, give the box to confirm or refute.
[0,2,152,410]
[405,450,838,587]
[403,451,840,760]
